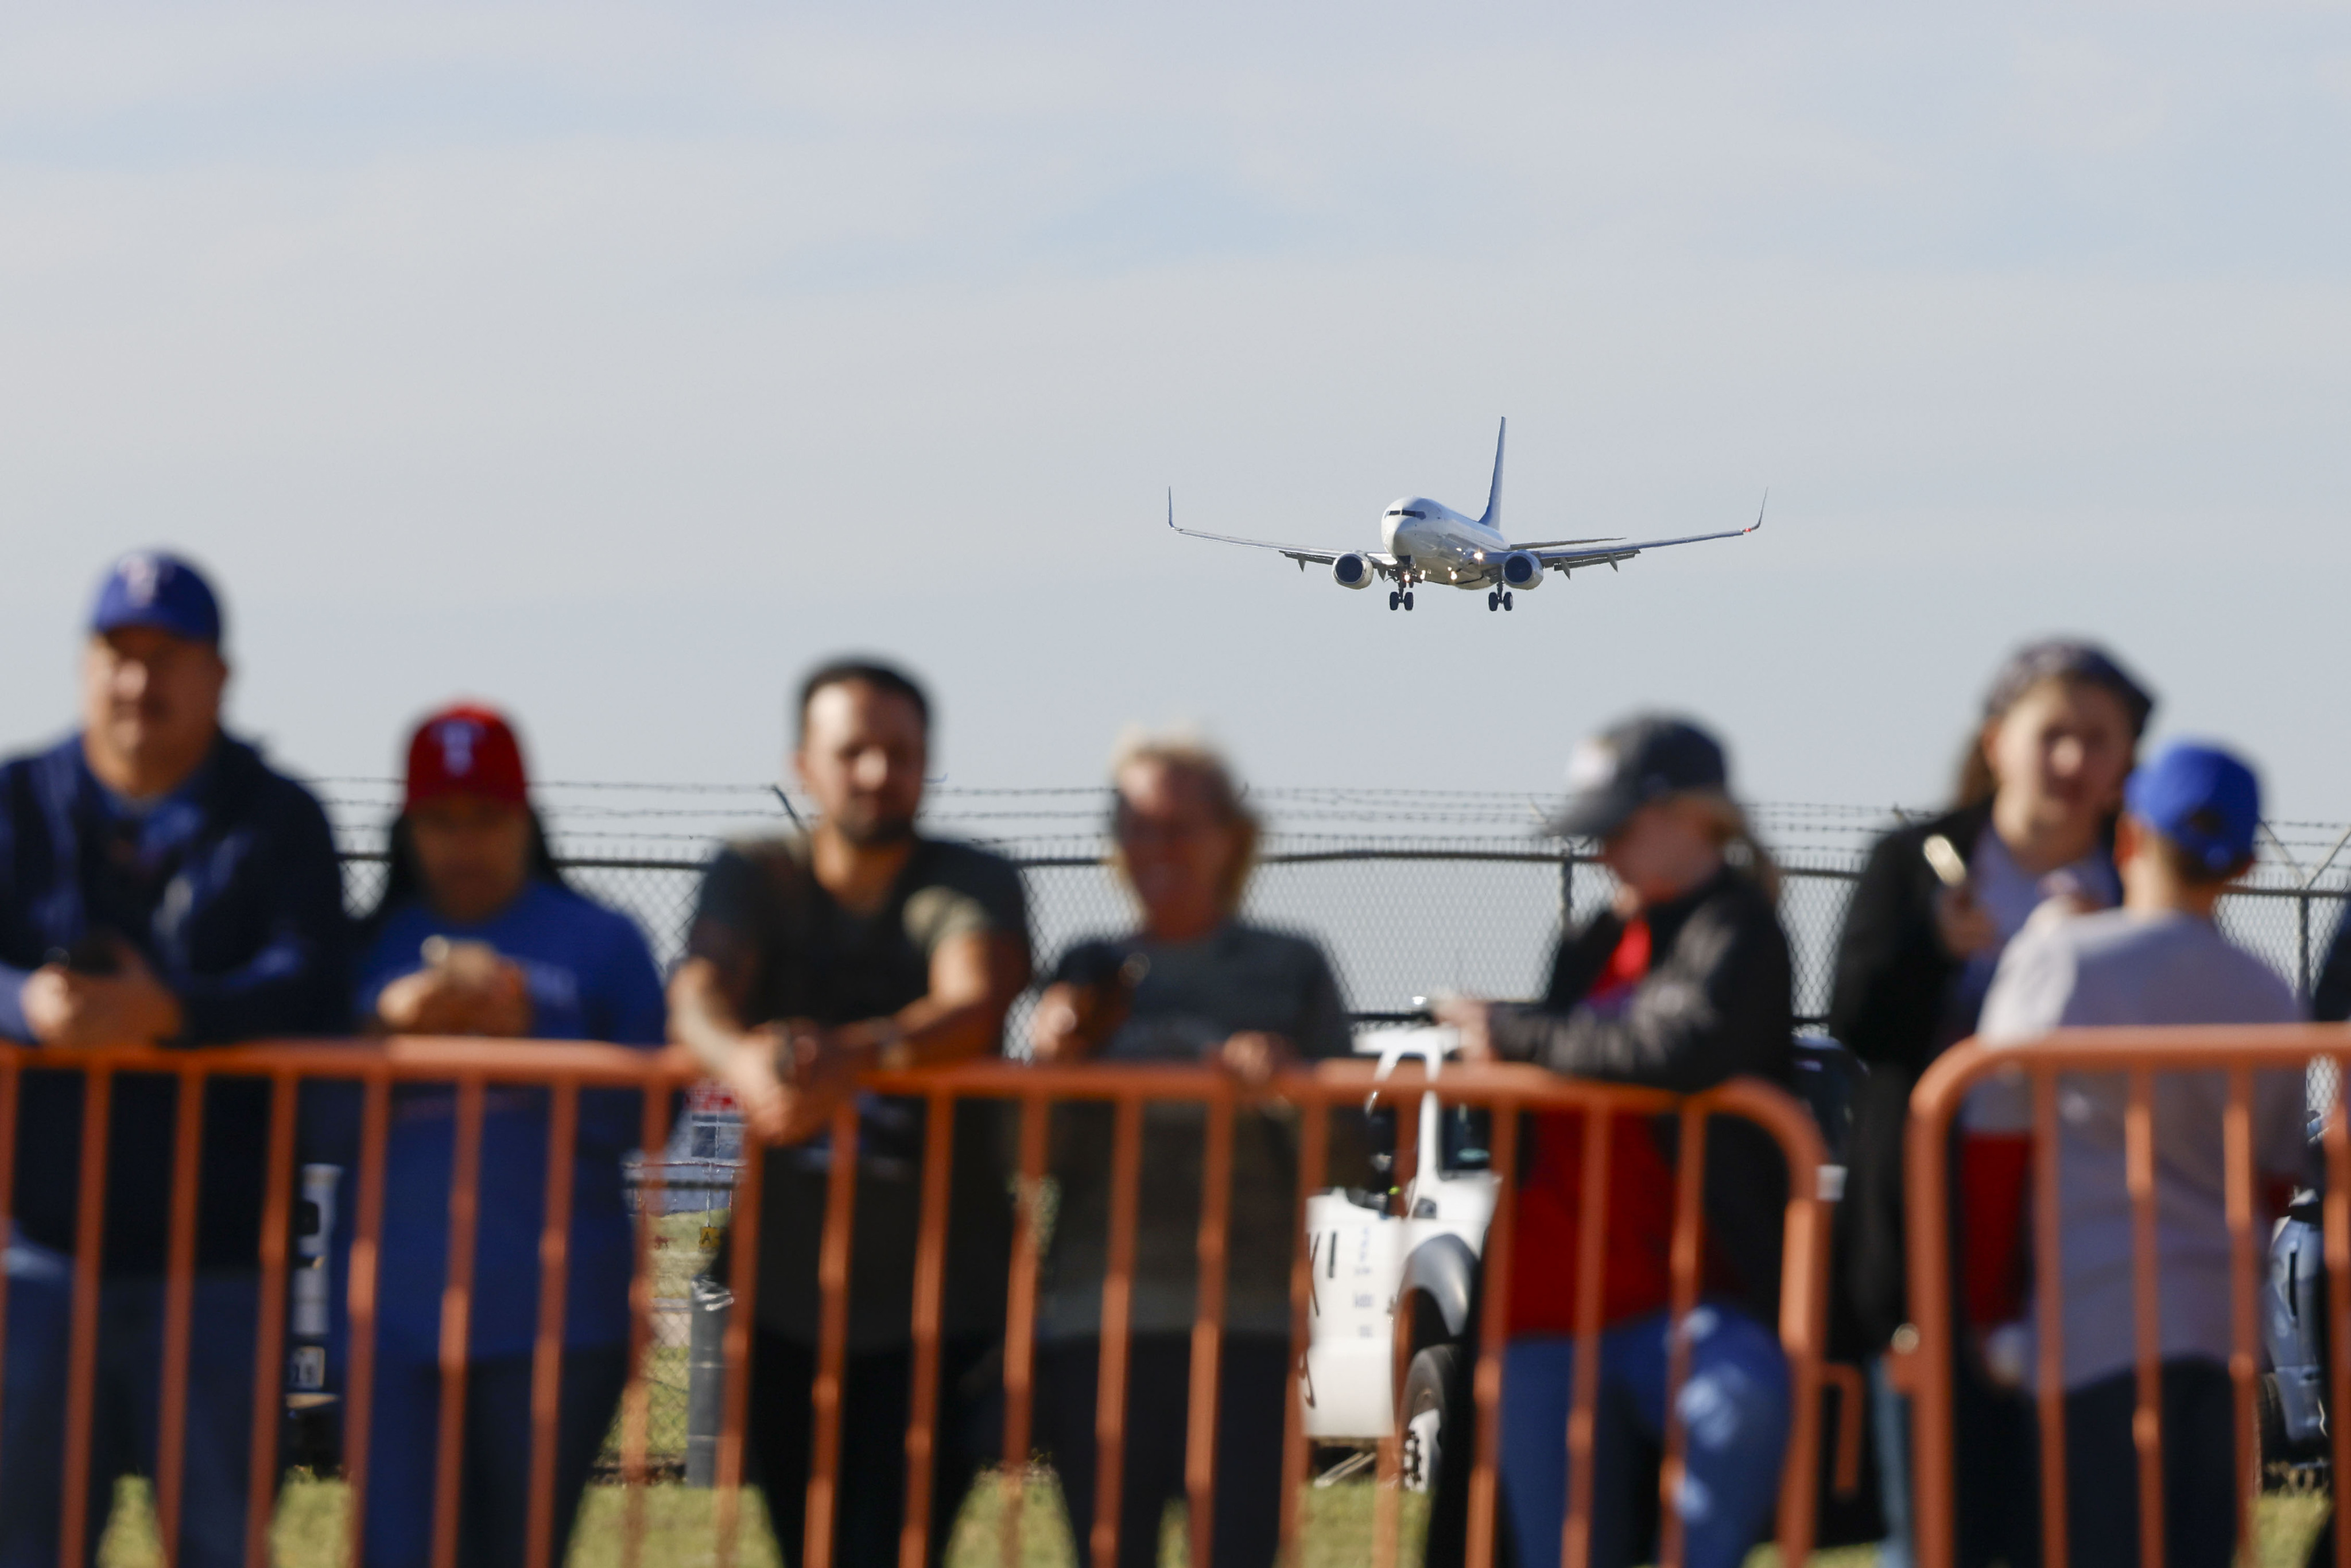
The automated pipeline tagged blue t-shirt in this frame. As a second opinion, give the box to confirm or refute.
[323,879,666,1360]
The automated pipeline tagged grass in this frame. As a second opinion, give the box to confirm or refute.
[83,1475,2342,1568]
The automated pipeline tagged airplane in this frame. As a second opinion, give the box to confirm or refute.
[1166,418,1763,612]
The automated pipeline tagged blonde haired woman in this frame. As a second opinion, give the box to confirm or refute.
[1029,734,1354,1568]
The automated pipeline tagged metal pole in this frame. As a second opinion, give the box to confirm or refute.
[685,1274,732,1487]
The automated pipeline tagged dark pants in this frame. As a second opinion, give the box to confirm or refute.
[745,1330,996,1568]
[1953,1346,2042,1568]
[1036,1333,1290,1568]
[0,1239,259,1568]
[358,1345,630,1568]
[2038,1360,2236,1568]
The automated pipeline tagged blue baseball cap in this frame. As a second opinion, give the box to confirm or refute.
[88,552,223,645]
[2125,742,2261,876]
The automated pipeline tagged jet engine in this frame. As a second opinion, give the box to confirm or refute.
[1499,551,1545,591]
[1332,553,1375,590]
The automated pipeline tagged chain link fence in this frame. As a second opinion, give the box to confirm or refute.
[323,787,2351,1471]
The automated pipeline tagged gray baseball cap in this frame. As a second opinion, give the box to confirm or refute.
[1547,715,1729,840]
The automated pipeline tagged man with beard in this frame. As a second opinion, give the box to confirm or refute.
[669,659,1030,1567]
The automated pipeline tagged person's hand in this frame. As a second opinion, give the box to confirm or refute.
[1029,984,1095,1065]
[1933,884,1999,960]
[21,946,184,1047]
[1429,995,1497,1062]
[768,1020,862,1145]
[717,1028,793,1144]
[1213,1031,1294,1086]
[375,952,533,1037]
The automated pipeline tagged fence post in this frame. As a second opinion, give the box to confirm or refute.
[2300,889,2313,1002]
[685,1274,732,1487]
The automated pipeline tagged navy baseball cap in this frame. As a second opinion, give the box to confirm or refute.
[2125,742,2261,876]
[1547,714,1729,840]
[88,552,223,644]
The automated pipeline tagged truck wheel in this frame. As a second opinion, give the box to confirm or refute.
[1400,1344,1464,1494]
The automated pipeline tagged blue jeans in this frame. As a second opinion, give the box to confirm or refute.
[0,1238,260,1568]
[358,1346,630,1568]
[1500,1306,1790,1568]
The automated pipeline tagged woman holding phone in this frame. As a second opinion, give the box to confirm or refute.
[1829,641,2152,1568]
[331,704,666,1568]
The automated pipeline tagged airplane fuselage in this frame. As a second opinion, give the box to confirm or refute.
[1380,497,1513,588]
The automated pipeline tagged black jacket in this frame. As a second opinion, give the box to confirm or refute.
[1489,864,1795,1326]
[1826,801,1993,1349]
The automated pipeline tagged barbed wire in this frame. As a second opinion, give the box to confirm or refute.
[314,779,2351,891]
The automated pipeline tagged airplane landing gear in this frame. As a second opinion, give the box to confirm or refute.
[1403,590,1415,611]
[1503,592,1514,611]
[1388,589,1400,611]
[1486,591,1499,612]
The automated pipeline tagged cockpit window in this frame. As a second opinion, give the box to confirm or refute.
[1402,510,1426,519]
[1386,507,1426,519]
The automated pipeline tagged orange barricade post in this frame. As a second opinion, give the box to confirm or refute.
[998,1090,1050,1568]
[1561,1109,1616,1568]
[713,1134,767,1568]
[153,1065,207,1555]
[1185,1089,1235,1568]
[1278,1099,1333,1561]
[344,1067,394,1568]
[1371,1091,1422,1568]
[1904,1025,2351,1568]
[803,1099,864,1568]
[429,1074,488,1568]
[243,1072,300,1568]
[58,1066,114,1568]
[1091,1095,1145,1568]
[522,1080,582,1568]
[620,1081,668,1568]
[0,1042,1829,1568]
[900,1088,960,1568]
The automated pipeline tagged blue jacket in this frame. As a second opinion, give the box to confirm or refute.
[0,732,350,1274]
[323,881,666,1357]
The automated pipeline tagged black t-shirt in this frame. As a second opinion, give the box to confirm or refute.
[686,835,1030,1348]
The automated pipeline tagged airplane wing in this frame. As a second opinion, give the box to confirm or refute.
[1165,492,1398,575]
[1521,494,1766,573]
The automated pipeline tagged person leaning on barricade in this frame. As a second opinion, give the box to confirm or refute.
[1026,731,1359,1568]
[667,659,1031,1567]
[305,704,666,1568]
[1829,638,2152,1568]
[1433,715,1797,1568]
[0,552,351,1568]
[1962,740,2303,1568]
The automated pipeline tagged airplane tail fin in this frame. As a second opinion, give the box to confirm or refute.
[1476,417,1506,531]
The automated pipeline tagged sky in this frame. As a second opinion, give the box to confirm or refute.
[3,2,2349,822]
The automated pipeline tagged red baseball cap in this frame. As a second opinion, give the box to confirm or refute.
[404,704,530,812]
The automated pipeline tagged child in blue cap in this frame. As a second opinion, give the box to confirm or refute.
[1962,740,2305,1568]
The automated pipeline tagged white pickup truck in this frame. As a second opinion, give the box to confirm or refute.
[1300,1027,1495,1489]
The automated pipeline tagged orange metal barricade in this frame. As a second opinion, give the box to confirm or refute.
[0,1042,1832,1568]
[1901,1025,2351,1568]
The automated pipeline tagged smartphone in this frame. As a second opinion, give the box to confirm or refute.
[1922,833,1970,891]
